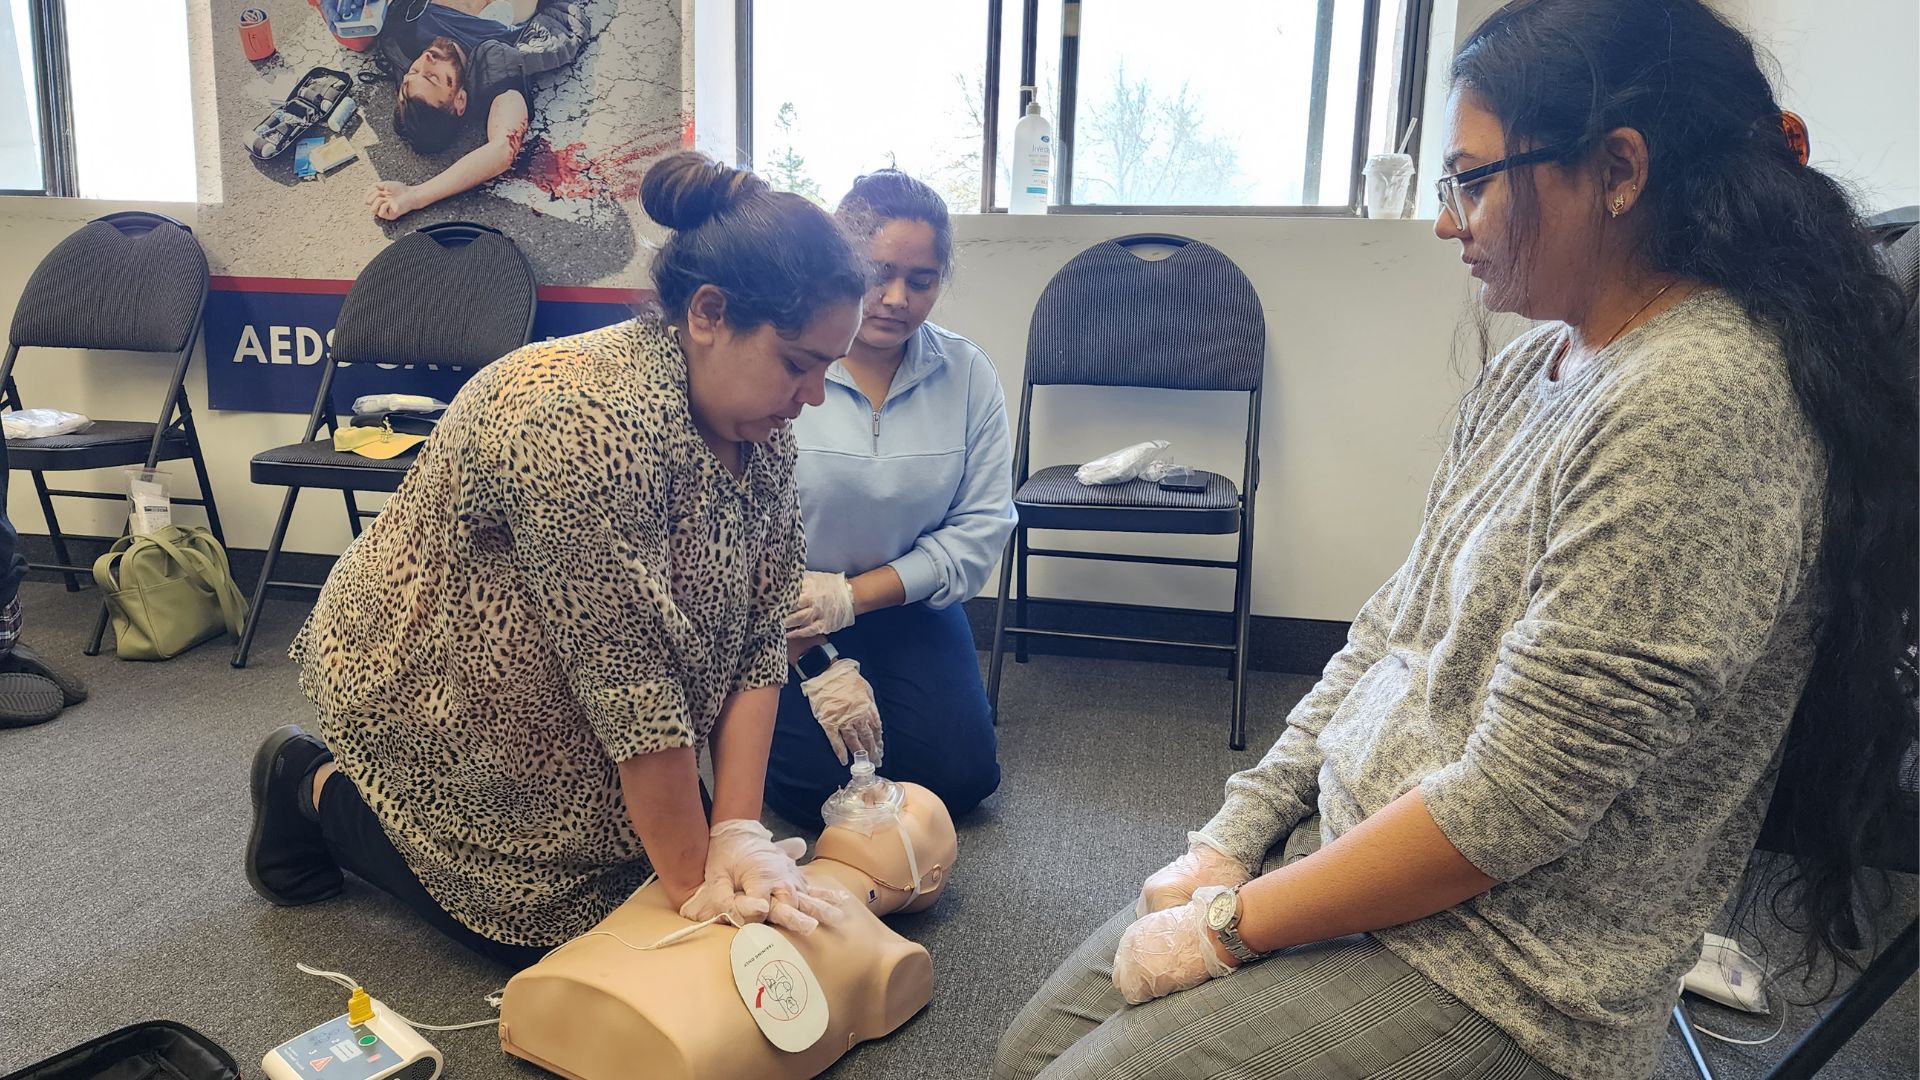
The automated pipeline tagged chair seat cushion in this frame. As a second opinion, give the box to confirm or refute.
[7,420,190,470]
[1015,464,1241,534]
[251,439,416,492]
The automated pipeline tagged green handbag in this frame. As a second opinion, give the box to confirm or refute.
[91,525,248,661]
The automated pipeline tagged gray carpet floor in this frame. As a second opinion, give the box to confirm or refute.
[1,579,1913,1079]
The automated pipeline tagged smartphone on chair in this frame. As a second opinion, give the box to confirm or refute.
[1157,466,1206,492]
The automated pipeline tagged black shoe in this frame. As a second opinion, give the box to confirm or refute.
[246,725,343,906]
[1,642,87,706]
[0,672,64,728]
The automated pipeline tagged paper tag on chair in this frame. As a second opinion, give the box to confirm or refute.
[730,923,828,1053]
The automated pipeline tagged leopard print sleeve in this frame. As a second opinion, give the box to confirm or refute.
[734,470,806,695]
[502,379,695,760]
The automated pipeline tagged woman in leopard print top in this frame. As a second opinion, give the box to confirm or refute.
[244,153,871,965]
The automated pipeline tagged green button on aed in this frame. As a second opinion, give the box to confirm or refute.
[358,1035,377,1046]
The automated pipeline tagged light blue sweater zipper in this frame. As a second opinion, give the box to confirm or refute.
[792,323,1017,610]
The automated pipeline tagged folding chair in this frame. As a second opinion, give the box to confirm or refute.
[0,211,224,656]
[231,221,537,668]
[987,234,1266,749]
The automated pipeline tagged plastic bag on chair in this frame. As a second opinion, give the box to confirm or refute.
[1075,440,1176,486]
[2,409,93,440]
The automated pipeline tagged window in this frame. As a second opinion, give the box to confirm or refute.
[740,0,1430,214]
[745,0,992,214]
[0,0,196,200]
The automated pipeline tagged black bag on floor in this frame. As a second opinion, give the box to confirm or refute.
[1,1022,238,1080]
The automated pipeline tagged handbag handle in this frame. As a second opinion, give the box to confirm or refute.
[143,528,249,636]
[90,532,143,594]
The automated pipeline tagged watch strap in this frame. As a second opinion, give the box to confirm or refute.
[1212,885,1264,964]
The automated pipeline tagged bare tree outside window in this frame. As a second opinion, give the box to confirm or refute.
[1076,64,1247,206]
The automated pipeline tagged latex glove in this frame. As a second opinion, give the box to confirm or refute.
[784,571,857,639]
[801,658,883,767]
[1137,833,1253,916]
[1112,886,1238,1005]
[677,820,849,935]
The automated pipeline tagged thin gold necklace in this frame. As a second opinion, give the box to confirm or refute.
[1552,280,1679,380]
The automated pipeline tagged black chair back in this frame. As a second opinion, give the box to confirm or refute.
[1025,235,1264,391]
[8,212,208,354]
[1887,222,1918,366]
[330,221,538,370]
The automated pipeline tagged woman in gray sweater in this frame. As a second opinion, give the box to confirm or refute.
[995,2,1916,1078]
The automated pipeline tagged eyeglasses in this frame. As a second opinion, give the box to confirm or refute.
[1435,144,1571,229]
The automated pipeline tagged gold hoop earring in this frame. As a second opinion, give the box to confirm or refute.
[1610,193,1627,217]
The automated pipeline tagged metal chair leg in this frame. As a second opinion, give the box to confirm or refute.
[83,520,131,657]
[343,490,364,539]
[29,470,79,591]
[986,535,1018,723]
[86,600,112,656]
[185,419,226,544]
[1015,528,1030,664]
[1673,1001,1718,1080]
[1229,520,1256,751]
[1762,919,1917,1080]
[234,487,301,669]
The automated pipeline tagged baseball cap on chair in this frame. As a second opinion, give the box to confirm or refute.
[333,424,425,460]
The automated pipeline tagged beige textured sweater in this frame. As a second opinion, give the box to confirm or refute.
[1202,291,1825,1080]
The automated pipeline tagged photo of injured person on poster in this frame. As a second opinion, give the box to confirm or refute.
[206,0,687,285]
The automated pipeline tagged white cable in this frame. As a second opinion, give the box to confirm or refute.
[296,962,501,1032]
[539,914,739,963]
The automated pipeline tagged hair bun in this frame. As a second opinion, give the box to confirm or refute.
[641,151,770,232]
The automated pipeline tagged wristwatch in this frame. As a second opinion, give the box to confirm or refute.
[793,641,839,681]
[1204,885,1264,965]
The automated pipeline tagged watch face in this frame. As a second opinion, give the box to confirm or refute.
[1206,889,1238,930]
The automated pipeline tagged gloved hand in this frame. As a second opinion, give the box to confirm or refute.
[677,819,850,935]
[1112,886,1239,1005]
[784,571,857,639]
[801,658,883,767]
[1137,833,1252,916]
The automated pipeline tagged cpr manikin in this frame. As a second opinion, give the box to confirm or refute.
[499,755,958,1080]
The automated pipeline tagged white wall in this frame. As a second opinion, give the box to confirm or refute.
[1723,0,1920,211]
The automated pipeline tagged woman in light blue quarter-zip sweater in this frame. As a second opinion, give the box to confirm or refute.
[766,171,1016,829]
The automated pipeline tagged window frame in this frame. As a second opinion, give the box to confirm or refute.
[736,0,1434,216]
[3,0,78,197]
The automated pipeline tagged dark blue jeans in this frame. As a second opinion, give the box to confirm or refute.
[767,600,1001,829]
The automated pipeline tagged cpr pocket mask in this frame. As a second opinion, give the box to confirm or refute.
[821,753,935,901]
[246,67,354,161]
